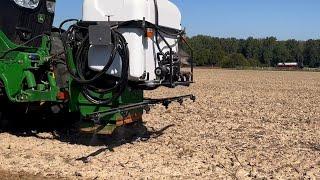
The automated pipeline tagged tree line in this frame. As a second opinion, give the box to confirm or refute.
[183,35,320,68]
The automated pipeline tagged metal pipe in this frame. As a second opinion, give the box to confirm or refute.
[181,37,194,82]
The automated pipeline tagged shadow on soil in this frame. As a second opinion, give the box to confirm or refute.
[0,113,174,158]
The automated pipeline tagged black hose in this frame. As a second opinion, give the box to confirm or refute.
[81,30,129,105]
[153,0,164,55]
[152,0,184,56]
[59,19,130,105]
[59,21,117,84]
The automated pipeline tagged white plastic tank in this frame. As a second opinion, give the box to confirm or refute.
[83,0,182,81]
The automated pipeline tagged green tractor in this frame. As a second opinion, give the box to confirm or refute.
[0,0,194,134]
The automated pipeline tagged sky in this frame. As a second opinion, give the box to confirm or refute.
[53,0,320,40]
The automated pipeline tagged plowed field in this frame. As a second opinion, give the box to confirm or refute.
[0,69,319,179]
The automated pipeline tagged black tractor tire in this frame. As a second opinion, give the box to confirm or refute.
[0,112,9,129]
[50,30,69,89]
[0,102,26,130]
[0,83,8,129]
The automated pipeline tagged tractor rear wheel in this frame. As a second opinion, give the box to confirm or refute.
[0,99,11,129]
[0,82,8,129]
[0,112,8,129]
[0,102,27,130]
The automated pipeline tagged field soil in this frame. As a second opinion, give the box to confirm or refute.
[0,69,319,179]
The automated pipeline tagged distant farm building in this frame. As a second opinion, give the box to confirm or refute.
[277,62,303,69]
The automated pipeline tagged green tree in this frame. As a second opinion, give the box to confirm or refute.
[219,53,249,68]
[261,37,277,66]
[184,34,319,68]
[244,37,262,60]
[285,39,304,65]
[303,40,320,68]
[272,43,290,66]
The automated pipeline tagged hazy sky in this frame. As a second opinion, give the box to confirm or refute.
[53,0,320,40]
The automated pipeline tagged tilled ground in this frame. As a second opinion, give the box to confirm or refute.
[0,69,319,179]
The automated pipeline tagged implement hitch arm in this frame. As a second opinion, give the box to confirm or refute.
[88,94,196,120]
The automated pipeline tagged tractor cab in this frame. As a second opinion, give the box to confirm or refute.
[0,0,55,47]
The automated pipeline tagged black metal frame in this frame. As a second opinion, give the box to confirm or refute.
[156,31,194,87]
[88,94,196,121]
[181,37,194,82]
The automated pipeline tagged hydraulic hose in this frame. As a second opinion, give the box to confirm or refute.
[81,31,129,105]
[0,34,46,59]
[153,0,164,55]
[152,0,184,55]
[59,19,130,105]
[59,20,118,84]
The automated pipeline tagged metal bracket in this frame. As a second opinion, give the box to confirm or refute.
[89,23,112,46]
